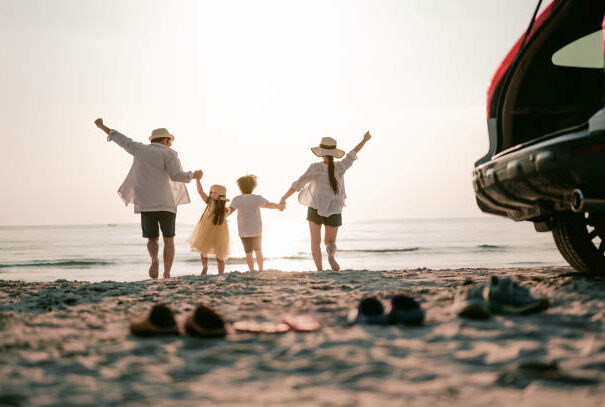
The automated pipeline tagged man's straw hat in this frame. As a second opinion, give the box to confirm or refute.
[210,185,230,202]
[149,128,175,142]
[311,137,345,158]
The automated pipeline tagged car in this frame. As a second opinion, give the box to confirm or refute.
[472,0,605,275]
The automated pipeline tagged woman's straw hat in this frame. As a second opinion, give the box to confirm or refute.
[311,137,345,158]
[210,184,230,201]
[149,128,175,142]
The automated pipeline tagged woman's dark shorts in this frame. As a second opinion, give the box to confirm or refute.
[307,207,342,227]
[141,211,176,238]
[241,236,262,253]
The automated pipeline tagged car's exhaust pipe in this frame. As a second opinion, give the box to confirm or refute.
[570,189,605,213]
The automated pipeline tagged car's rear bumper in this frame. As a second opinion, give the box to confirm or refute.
[473,126,605,221]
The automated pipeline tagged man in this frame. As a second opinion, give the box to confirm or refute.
[94,118,202,279]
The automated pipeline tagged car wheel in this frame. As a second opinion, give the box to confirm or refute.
[552,212,605,275]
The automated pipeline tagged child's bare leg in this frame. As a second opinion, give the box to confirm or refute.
[255,249,264,272]
[325,225,340,271]
[245,253,255,272]
[147,238,160,279]
[308,221,323,271]
[217,259,225,274]
[201,255,208,275]
[162,237,175,278]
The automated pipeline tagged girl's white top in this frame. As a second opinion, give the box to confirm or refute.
[291,151,357,217]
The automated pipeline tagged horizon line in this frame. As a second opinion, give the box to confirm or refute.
[0,215,492,228]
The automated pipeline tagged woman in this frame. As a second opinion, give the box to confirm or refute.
[280,131,371,271]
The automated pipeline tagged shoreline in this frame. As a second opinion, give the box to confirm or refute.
[1,267,603,406]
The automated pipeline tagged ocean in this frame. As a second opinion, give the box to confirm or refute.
[0,217,567,282]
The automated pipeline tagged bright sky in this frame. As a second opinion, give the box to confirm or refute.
[0,0,545,226]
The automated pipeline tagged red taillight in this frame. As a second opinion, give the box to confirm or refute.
[602,13,604,60]
[573,144,605,155]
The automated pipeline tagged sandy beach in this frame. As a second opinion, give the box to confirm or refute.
[0,266,603,406]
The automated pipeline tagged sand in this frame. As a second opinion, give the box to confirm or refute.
[0,267,603,406]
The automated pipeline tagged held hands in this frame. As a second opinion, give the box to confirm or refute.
[193,170,203,180]
[278,197,287,211]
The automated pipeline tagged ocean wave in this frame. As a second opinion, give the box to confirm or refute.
[0,259,114,269]
[476,244,505,250]
[184,257,249,264]
[338,247,421,253]
[510,261,548,265]
[185,256,308,264]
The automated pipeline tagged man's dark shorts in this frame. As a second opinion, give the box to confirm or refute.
[141,211,176,238]
[241,236,262,254]
[306,207,343,227]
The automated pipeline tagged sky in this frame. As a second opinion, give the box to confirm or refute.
[0,0,547,226]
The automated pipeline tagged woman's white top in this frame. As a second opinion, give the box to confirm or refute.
[291,151,357,217]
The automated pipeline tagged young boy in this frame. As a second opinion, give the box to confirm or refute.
[228,175,284,272]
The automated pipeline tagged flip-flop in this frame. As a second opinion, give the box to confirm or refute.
[130,303,180,336]
[347,297,388,325]
[387,294,425,326]
[185,304,227,338]
[233,320,290,334]
[283,315,321,332]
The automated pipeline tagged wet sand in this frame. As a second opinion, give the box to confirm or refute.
[0,267,603,406]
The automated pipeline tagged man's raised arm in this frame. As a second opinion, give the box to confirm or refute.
[94,117,140,156]
[94,118,111,135]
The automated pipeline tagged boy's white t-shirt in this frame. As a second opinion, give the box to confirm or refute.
[230,194,269,237]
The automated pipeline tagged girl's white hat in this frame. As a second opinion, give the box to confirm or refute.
[210,184,230,202]
[149,128,175,142]
[311,137,345,158]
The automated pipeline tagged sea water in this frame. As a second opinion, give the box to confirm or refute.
[0,217,566,282]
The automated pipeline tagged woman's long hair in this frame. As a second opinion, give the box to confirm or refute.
[327,155,339,194]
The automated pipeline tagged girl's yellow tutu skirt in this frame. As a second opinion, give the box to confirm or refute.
[189,207,230,261]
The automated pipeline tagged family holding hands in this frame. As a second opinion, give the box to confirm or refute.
[94,118,371,278]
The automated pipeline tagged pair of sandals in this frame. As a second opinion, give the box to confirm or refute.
[348,295,425,326]
[130,303,322,337]
[130,303,227,338]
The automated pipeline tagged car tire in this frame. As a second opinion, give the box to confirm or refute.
[552,212,605,275]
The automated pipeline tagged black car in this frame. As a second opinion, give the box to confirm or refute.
[473,0,605,275]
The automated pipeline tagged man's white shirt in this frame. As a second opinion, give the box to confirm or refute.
[108,129,193,214]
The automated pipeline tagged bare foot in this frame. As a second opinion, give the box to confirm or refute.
[326,243,340,271]
[328,256,340,271]
[163,271,171,278]
[149,259,159,279]
[201,266,208,275]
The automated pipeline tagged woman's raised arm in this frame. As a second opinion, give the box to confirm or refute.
[352,131,371,154]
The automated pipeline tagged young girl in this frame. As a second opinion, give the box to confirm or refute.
[189,173,230,275]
